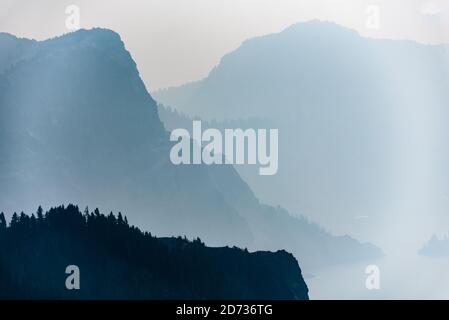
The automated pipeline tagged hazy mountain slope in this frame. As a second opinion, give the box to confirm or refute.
[153,21,449,245]
[0,32,37,73]
[0,29,251,247]
[159,106,383,268]
[155,21,449,120]
[0,205,309,300]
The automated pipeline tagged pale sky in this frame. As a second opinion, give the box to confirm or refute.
[1,0,448,91]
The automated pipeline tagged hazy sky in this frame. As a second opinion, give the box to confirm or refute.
[1,0,448,90]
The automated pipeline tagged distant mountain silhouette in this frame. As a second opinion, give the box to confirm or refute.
[0,28,382,270]
[154,20,449,243]
[0,205,309,299]
[158,105,383,267]
[419,234,449,257]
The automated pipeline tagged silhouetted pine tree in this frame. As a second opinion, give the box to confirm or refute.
[0,212,6,231]
[36,206,44,222]
[10,212,19,227]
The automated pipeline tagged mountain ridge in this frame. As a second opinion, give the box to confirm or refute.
[153,20,449,246]
[153,20,449,96]
[0,27,383,270]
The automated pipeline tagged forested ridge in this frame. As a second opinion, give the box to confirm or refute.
[0,205,309,299]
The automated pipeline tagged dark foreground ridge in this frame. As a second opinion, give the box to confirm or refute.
[0,205,309,300]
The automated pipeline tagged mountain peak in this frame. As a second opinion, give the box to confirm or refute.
[35,28,127,56]
[283,19,357,34]
[0,28,123,49]
[43,28,122,45]
[0,28,134,77]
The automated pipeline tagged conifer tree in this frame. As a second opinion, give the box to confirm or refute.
[0,212,6,231]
